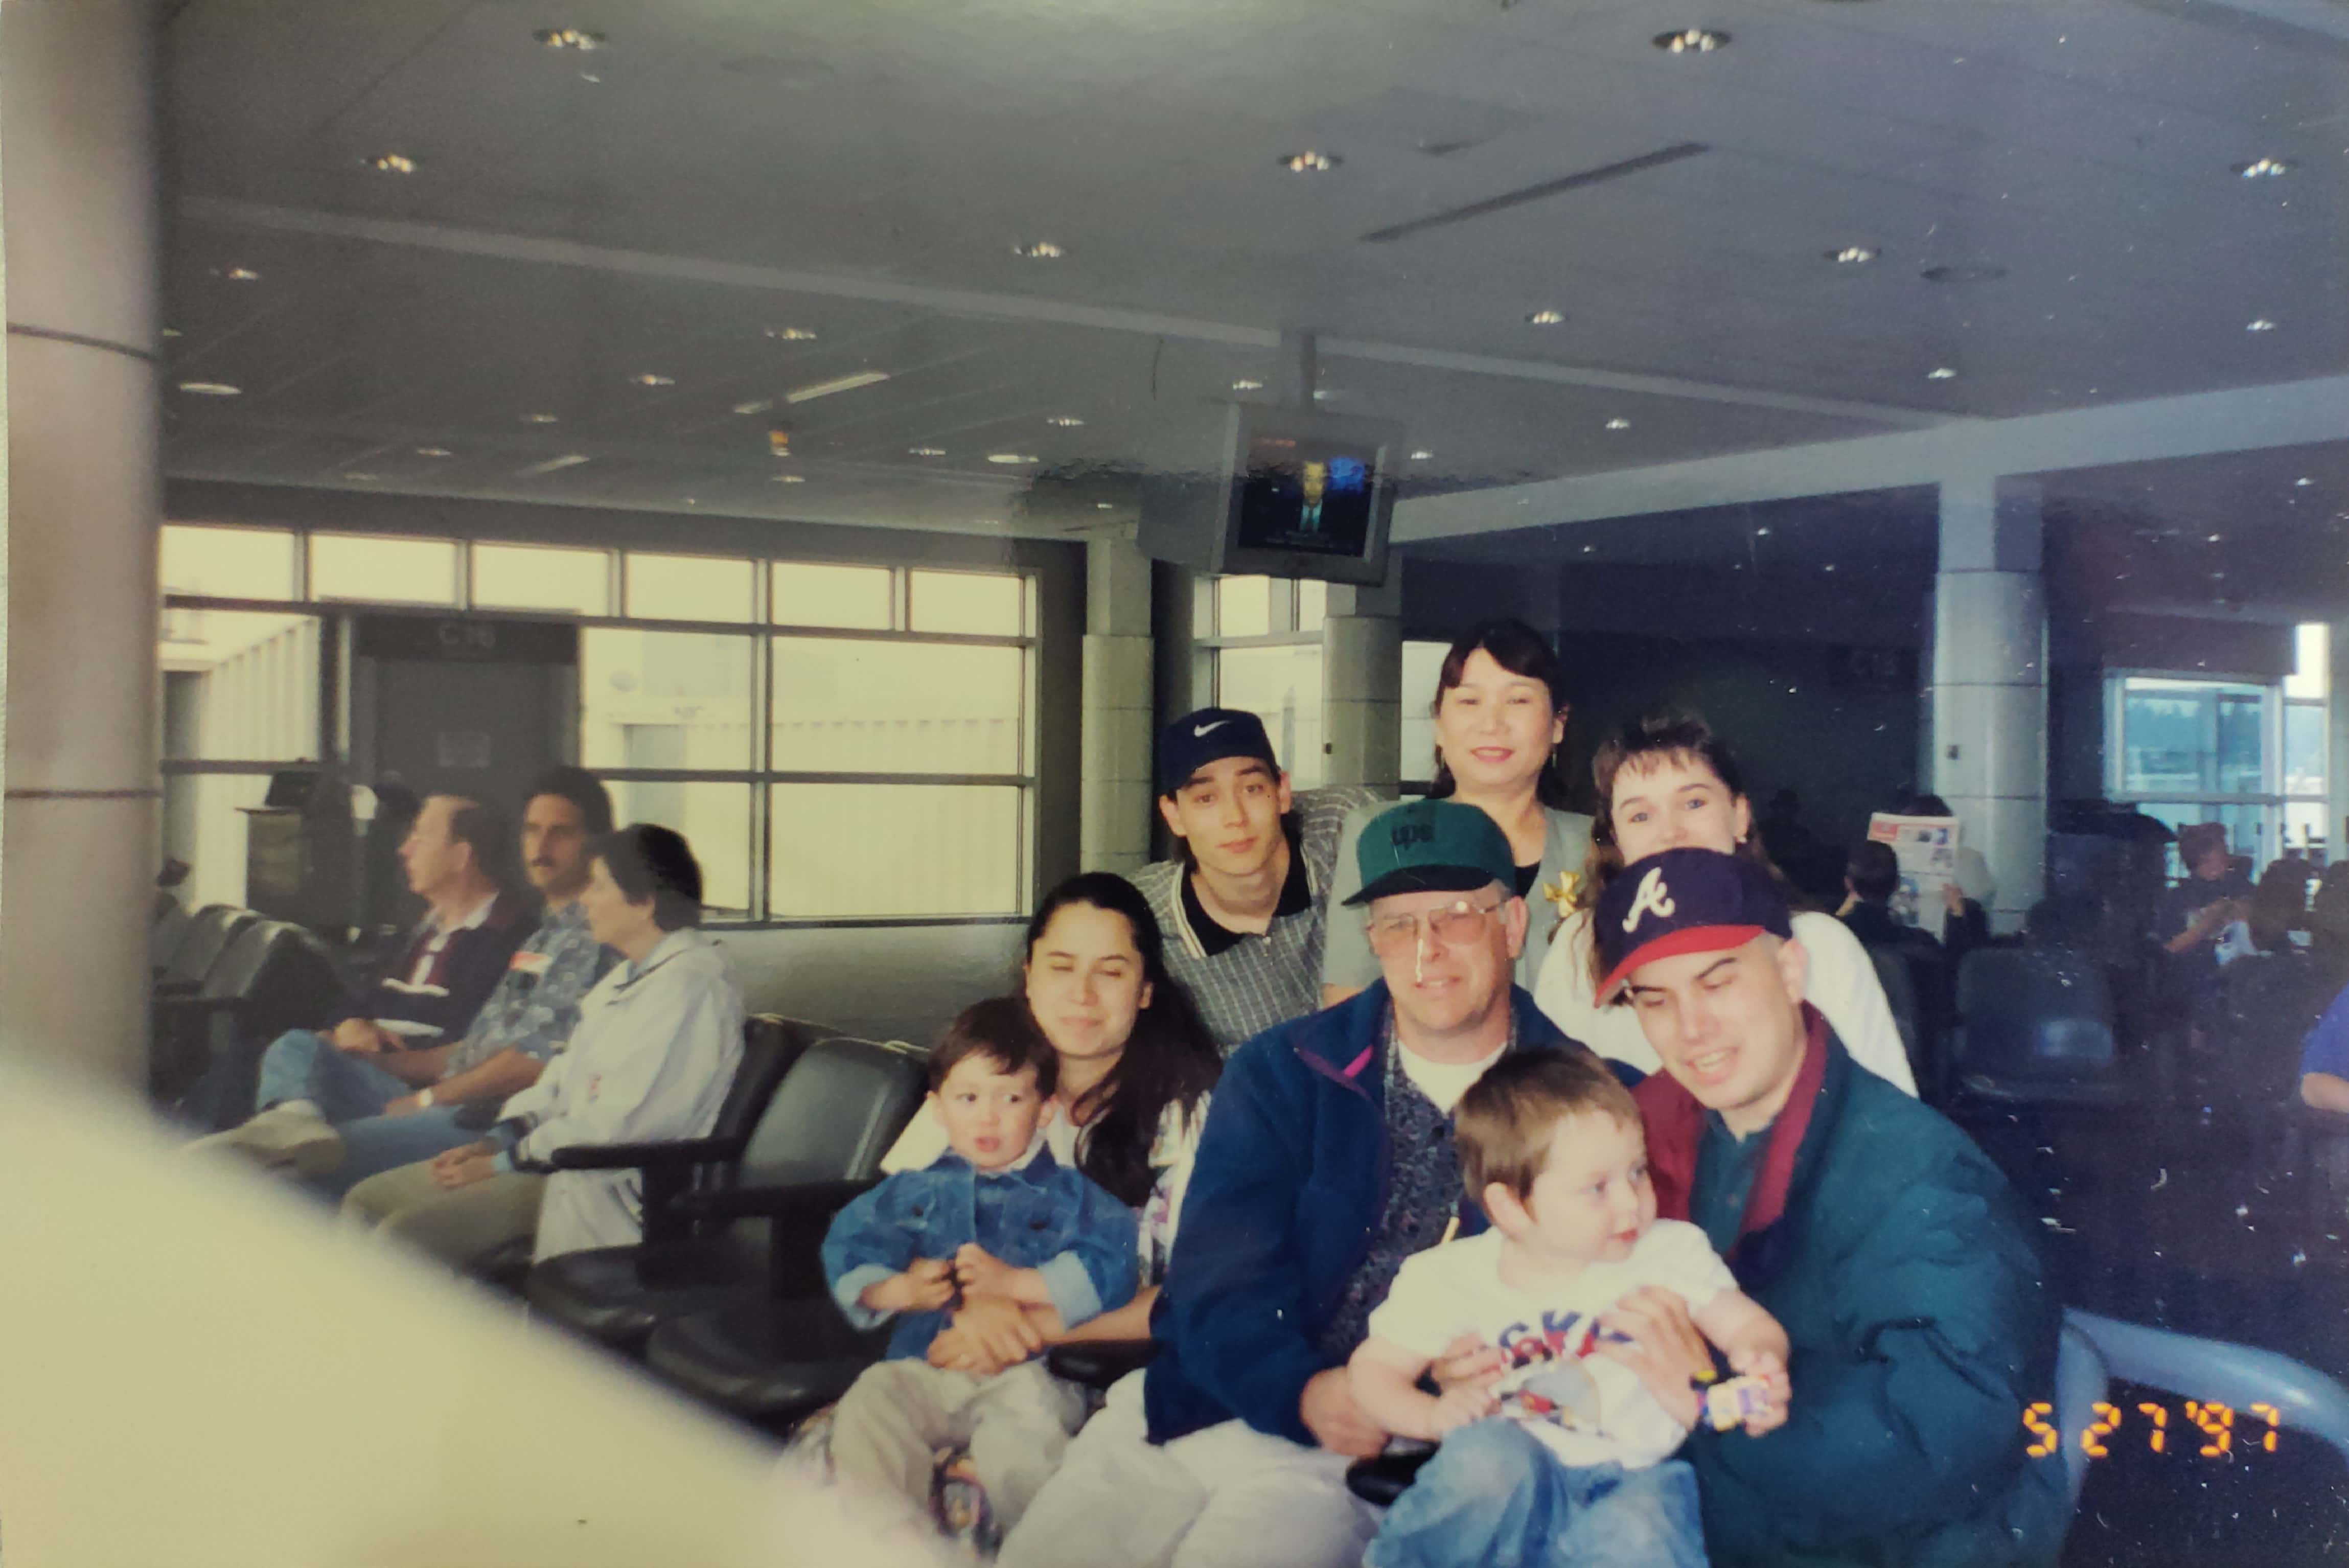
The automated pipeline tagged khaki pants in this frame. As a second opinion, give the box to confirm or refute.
[342,1158,546,1268]
[829,1358,1086,1538]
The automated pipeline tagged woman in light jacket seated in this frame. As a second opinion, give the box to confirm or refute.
[1534,708,1915,1094]
[343,823,746,1264]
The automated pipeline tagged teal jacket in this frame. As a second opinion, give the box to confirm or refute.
[1640,1016,2068,1566]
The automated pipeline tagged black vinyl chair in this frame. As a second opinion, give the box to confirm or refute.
[1864,946,1923,1090]
[153,919,343,1114]
[522,1030,922,1349]
[638,1039,932,1426]
[153,904,257,998]
[1948,948,2130,1106]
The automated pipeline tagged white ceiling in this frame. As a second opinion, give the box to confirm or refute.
[158,0,2349,544]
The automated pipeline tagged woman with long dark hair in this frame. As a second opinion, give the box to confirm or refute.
[1322,618,1595,1003]
[1532,706,1914,1092]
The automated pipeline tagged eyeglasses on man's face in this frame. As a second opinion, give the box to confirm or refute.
[1364,896,1505,956]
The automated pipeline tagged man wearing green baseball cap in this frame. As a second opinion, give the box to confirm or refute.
[1004,800,1611,1568]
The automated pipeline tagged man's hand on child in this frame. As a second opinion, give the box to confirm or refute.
[952,1293,1045,1368]
[1300,1367,1390,1458]
[863,1257,958,1315]
[1596,1286,1712,1430]
[1429,1333,1505,1393]
[1423,1381,1501,1439]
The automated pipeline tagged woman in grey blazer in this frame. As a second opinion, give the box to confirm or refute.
[1322,619,1593,1002]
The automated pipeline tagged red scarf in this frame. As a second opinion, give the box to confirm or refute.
[1633,1004,1830,1264]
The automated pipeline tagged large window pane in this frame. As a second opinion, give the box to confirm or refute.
[472,543,610,615]
[580,630,755,771]
[160,524,296,600]
[602,780,753,920]
[2120,678,2267,797]
[772,562,891,629]
[772,639,1023,774]
[1218,642,1324,790]
[160,612,320,761]
[310,533,458,605]
[769,784,1021,917]
[910,569,1024,636]
[2285,702,2327,797]
[1215,575,1273,638]
[1398,639,1448,787]
[2287,624,2330,702]
[1297,579,1327,634]
[628,552,753,622]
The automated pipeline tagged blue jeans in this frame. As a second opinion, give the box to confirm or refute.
[1366,1419,1708,1568]
[302,1104,480,1200]
[254,1029,412,1122]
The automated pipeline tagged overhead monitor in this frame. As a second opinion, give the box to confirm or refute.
[1137,403,1403,586]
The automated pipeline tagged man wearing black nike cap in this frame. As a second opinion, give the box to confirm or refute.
[1131,706,1378,1053]
[1594,847,2064,1566]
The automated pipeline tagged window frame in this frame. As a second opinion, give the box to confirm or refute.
[158,526,1039,928]
[1200,575,1329,789]
[2103,664,2329,868]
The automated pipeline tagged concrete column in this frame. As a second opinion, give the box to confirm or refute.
[1,0,163,1085]
[1080,532,1154,873]
[1928,475,2046,933]
[1323,573,1402,793]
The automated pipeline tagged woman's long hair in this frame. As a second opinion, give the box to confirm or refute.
[1425,618,1574,811]
[1021,872,1221,1208]
[1579,707,1799,988]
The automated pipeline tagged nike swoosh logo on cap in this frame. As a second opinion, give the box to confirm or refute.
[1193,720,1231,737]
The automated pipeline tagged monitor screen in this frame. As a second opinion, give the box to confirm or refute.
[1233,433,1380,560]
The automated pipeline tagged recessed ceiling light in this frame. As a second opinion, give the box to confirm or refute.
[1046,415,1086,427]
[1232,378,1265,391]
[1582,545,1596,554]
[367,153,417,174]
[1827,245,1878,264]
[1410,449,1435,460]
[580,72,601,83]
[2233,157,2290,179]
[765,327,818,341]
[1920,264,2006,284]
[516,453,590,475]
[631,373,676,387]
[909,446,946,457]
[535,27,605,50]
[223,267,261,282]
[2297,477,2314,487]
[176,380,242,397]
[732,399,774,416]
[522,412,561,424]
[1279,150,1341,172]
[2247,317,2278,332]
[1526,308,1567,325]
[785,370,890,403]
[341,472,380,482]
[1652,28,1729,52]
[1927,366,1958,380]
[1604,417,1632,430]
[160,327,182,338]
[775,474,805,483]
[414,446,454,458]
[2208,533,2224,543]
[1755,526,1772,537]
[1823,563,1837,572]
[1012,241,1065,259]
[1312,388,1337,402]
[988,453,1040,465]
[1095,502,1116,510]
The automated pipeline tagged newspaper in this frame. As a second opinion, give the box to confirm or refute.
[1866,813,1961,940]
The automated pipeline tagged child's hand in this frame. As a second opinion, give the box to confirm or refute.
[953,1242,1017,1299]
[1430,1333,1505,1393]
[862,1257,957,1315]
[1725,1349,1791,1437]
[1424,1380,1500,1439]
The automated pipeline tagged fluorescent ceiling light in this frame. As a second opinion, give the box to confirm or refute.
[223,267,260,282]
[1604,417,1631,430]
[1926,366,1958,379]
[176,381,242,397]
[1046,415,1086,427]
[516,453,591,475]
[1011,241,1065,259]
[2234,157,2290,179]
[1526,308,1566,325]
[766,326,818,341]
[521,412,561,424]
[414,446,454,457]
[988,453,1039,465]
[909,446,946,456]
[1653,29,1728,51]
[732,399,774,416]
[1232,379,1265,391]
[785,370,890,403]
[536,27,605,49]
[632,373,675,387]
[368,153,417,174]
[1279,151,1341,172]
[1827,245,1877,264]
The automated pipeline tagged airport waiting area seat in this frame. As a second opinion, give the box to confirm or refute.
[522,1030,926,1354]
[152,904,257,999]
[1947,948,2130,1108]
[152,916,344,1113]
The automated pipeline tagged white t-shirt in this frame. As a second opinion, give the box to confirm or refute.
[1533,907,1917,1096]
[1366,1220,1735,1471]
[1395,1040,1507,1114]
[880,1093,1210,1288]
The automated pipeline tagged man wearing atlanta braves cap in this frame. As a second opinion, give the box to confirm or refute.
[1593,848,2065,1566]
[1004,799,1611,1568]
[1130,707,1379,1054]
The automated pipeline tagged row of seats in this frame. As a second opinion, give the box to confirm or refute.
[151,897,344,1111]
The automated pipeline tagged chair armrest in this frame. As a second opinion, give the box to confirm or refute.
[546,1135,747,1172]
[1044,1339,1159,1389]
[1345,1444,1436,1507]
[666,1176,874,1224]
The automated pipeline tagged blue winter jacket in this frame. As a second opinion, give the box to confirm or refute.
[823,1146,1139,1362]
[1143,982,1601,1446]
